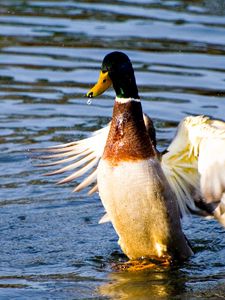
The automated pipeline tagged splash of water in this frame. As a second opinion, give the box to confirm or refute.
[87,98,92,105]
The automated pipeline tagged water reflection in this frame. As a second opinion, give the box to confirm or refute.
[99,267,186,299]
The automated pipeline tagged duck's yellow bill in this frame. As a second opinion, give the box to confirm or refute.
[87,71,112,98]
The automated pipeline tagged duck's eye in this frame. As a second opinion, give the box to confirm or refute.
[103,79,107,83]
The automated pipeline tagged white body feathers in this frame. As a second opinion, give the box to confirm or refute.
[97,158,192,259]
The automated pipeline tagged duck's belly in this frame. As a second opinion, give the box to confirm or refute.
[97,158,172,259]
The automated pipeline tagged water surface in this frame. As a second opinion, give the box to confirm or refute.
[1,0,225,299]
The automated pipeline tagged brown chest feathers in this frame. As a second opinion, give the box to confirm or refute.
[103,100,156,165]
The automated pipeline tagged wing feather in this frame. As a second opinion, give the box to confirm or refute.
[161,115,225,225]
[35,125,110,193]
[73,169,97,192]
[56,157,99,185]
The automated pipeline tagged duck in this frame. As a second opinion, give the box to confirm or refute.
[37,51,225,263]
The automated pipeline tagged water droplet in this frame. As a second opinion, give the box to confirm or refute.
[87,98,92,105]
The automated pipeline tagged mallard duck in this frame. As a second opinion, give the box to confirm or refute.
[38,51,225,262]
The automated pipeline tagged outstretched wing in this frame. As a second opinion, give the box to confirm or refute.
[161,115,225,226]
[35,125,110,195]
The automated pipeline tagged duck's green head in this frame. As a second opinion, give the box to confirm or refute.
[87,51,139,99]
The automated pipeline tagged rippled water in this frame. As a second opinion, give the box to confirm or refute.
[1,0,225,299]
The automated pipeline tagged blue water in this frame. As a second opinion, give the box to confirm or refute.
[1,0,225,298]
